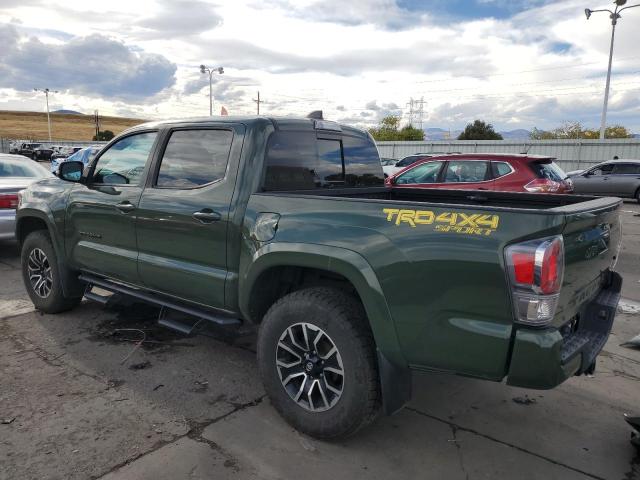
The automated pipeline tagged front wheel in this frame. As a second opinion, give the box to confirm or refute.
[21,230,82,313]
[257,287,380,439]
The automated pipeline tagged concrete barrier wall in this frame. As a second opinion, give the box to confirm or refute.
[376,139,640,171]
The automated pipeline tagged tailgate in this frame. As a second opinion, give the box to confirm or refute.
[552,197,622,328]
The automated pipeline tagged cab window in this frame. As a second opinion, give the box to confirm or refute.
[395,161,443,185]
[93,132,157,185]
[156,129,233,188]
[444,161,490,183]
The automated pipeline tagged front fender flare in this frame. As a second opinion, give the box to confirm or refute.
[241,242,411,414]
[16,207,83,298]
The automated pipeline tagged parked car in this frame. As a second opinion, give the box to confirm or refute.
[380,157,397,167]
[0,154,53,240]
[16,116,622,439]
[18,143,42,158]
[570,159,640,203]
[386,154,573,193]
[32,146,54,162]
[51,145,102,174]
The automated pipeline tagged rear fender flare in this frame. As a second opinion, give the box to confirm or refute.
[241,242,411,414]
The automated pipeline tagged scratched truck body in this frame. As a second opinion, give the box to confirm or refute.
[16,116,623,438]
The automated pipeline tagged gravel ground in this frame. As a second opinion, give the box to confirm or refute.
[1,202,639,480]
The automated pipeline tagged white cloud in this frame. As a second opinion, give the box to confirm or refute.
[0,0,637,131]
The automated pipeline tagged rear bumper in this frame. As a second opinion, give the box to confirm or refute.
[0,210,17,240]
[506,271,622,389]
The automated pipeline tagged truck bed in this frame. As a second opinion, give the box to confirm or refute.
[262,186,619,212]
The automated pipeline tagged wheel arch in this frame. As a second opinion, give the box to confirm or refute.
[241,242,411,414]
[16,209,83,298]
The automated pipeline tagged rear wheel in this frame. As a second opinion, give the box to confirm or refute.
[21,231,82,313]
[257,287,380,439]
[636,188,640,204]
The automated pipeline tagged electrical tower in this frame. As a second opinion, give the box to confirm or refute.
[414,97,426,131]
[405,98,415,128]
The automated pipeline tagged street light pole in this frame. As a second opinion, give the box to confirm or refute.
[199,65,224,116]
[34,88,58,141]
[585,1,640,139]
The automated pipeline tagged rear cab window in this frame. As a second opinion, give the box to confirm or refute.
[492,162,513,178]
[155,129,233,188]
[263,127,383,191]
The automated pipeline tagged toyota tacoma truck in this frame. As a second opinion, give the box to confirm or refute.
[16,116,623,439]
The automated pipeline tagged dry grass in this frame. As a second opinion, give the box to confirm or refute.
[0,110,147,141]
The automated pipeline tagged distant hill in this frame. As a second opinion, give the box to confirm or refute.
[0,110,146,141]
[500,129,531,140]
[52,109,83,115]
[423,127,532,141]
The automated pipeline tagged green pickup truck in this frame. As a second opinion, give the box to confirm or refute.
[16,116,623,438]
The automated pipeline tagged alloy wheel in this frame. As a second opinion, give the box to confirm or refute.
[276,322,345,412]
[27,248,52,298]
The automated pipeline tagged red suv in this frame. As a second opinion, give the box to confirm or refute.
[385,154,573,193]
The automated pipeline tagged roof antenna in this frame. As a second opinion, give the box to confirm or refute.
[307,110,323,120]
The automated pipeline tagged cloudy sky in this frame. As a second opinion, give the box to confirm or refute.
[0,0,638,131]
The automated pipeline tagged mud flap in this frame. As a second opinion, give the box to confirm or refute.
[377,350,412,415]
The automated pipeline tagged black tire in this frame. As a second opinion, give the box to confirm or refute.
[21,230,82,313]
[636,188,640,205]
[257,287,380,439]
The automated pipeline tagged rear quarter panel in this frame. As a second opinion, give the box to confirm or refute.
[241,193,567,381]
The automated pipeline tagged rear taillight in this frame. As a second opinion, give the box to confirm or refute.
[0,194,19,209]
[524,178,562,193]
[505,236,564,326]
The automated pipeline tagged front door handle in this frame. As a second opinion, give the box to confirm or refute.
[192,209,221,223]
[116,201,136,213]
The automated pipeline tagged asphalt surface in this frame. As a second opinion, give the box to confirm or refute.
[1,202,639,480]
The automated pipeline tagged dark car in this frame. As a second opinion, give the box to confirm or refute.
[570,160,640,203]
[32,146,54,161]
[386,154,573,193]
[18,143,42,158]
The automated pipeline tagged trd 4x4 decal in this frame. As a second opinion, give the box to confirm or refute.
[383,209,500,236]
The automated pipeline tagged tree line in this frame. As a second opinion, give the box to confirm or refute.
[368,116,633,141]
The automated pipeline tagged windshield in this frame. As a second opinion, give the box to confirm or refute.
[530,161,567,181]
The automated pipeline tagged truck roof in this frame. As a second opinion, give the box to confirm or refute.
[124,116,365,135]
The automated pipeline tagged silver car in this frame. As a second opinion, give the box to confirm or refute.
[0,155,54,240]
[570,159,640,203]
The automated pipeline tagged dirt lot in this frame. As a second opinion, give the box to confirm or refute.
[0,110,145,141]
[1,204,639,480]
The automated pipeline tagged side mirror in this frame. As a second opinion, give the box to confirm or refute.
[58,161,84,183]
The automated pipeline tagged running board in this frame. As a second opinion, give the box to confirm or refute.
[79,273,242,328]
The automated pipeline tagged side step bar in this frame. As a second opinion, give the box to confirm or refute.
[79,273,242,330]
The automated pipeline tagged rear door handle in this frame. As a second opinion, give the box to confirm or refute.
[192,209,221,223]
[116,201,136,213]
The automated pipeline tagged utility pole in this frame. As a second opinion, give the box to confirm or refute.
[34,88,58,141]
[585,0,640,139]
[94,110,100,140]
[253,91,262,115]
